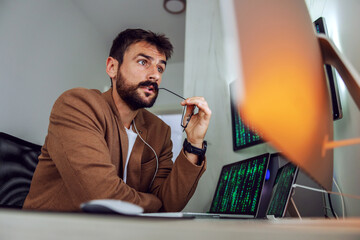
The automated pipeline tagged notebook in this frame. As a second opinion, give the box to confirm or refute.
[141,153,271,219]
[266,161,299,218]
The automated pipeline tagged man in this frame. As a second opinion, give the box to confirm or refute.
[23,29,211,212]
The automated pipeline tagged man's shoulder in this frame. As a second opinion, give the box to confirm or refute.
[59,87,102,99]
[55,88,105,105]
[53,87,110,114]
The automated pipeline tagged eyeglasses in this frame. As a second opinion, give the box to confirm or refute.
[159,88,194,131]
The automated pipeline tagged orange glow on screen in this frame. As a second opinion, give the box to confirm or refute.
[234,0,334,190]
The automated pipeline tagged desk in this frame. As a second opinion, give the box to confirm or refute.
[1,209,360,240]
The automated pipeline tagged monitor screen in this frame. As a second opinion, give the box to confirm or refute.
[266,161,299,218]
[209,153,270,216]
[230,81,263,151]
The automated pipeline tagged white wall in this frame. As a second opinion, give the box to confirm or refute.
[305,0,360,217]
[0,0,109,145]
[183,0,360,217]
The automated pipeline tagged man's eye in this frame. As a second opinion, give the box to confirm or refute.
[158,67,164,73]
[138,60,147,65]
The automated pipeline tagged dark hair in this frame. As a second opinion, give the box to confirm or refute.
[109,28,173,66]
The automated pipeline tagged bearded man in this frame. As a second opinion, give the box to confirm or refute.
[23,29,211,212]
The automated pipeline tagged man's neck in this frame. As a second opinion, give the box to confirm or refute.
[112,87,138,129]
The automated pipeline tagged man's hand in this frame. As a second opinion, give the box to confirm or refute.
[181,97,211,164]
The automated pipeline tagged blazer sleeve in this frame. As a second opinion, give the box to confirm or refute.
[47,89,162,212]
[149,125,207,212]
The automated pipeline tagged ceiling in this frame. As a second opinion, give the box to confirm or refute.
[71,0,186,63]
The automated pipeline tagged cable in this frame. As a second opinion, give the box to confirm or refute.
[132,120,159,190]
[292,183,360,220]
[327,193,338,219]
[292,184,360,200]
[333,177,345,219]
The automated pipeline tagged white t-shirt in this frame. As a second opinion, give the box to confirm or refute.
[123,125,138,183]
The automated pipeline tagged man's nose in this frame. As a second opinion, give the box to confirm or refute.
[147,65,161,82]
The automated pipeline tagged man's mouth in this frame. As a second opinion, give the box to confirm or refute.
[140,86,155,95]
[146,85,154,92]
[138,81,158,94]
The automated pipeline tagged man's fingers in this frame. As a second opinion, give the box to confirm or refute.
[181,97,211,118]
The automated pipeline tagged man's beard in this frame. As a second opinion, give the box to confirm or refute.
[115,72,159,111]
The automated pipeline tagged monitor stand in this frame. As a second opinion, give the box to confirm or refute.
[286,197,302,219]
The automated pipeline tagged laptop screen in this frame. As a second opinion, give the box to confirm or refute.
[209,153,270,216]
[266,162,299,217]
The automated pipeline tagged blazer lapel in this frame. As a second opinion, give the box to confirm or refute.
[101,88,128,178]
[101,89,147,189]
[119,127,128,179]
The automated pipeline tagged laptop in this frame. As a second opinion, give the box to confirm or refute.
[266,161,299,218]
[141,153,271,219]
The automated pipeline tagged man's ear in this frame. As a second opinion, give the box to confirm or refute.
[106,57,118,79]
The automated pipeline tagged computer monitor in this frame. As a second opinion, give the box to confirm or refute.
[209,153,270,217]
[266,161,299,218]
[232,0,334,190]
[256,153,279,218]
[314,17,343,120]
[229,81,263,151]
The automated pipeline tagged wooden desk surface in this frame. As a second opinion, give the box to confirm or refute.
[1,208,360,240]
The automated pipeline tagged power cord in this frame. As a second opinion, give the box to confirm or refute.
[292,183,360,219]
[132,120,159,191]
[333,177,345,219]
[327,193,338,219]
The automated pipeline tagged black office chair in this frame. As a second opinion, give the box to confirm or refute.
[0,132,41,208]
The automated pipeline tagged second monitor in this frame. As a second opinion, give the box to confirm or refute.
[230,81,264,151]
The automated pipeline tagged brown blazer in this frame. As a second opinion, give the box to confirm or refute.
[23,88,206,212]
